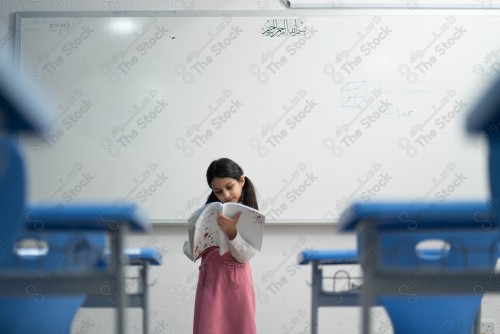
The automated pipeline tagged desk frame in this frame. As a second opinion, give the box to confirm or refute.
[358,223,486,334]
[83,257,153,334]
[308,261,360,334]
[0,223,130,334]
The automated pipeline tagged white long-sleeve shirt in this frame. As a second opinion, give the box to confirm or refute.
[228,232,256,263]
[183,231,256,263]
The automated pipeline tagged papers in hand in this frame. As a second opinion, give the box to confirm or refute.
[184,202,266,261]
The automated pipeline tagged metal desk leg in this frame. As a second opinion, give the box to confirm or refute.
[474,304,481,334]
[111,226,127,334]
[141,262,150,334]
[311,262,321,334]
[359,224,379,334]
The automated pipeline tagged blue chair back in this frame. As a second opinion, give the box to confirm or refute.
[0,57,110,333]
[376,230,495,334]
[0,135,107,333]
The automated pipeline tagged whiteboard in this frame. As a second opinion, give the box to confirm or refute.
[15,10,500,224]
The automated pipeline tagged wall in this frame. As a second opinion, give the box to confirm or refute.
[2,1,500,333]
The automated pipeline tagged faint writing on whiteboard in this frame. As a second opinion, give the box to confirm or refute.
[335,85,382,138]
[261,19,306,37]
[28,17,82,65]
[341,81,367,108]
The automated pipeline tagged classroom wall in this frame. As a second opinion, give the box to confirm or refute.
[2,1,500,333]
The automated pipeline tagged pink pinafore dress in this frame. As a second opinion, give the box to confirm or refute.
[193,246,256,334]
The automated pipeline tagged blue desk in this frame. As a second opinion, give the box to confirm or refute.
[83,247,163,334]
[0,204,150,334]
[298,247,467,333]
[338,201,497,334]
[0,57,151,334]
[298,249,360,334]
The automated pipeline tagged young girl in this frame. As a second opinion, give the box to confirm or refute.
[185,158,259,334]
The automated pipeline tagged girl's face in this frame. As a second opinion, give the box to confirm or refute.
[210,176,245,203]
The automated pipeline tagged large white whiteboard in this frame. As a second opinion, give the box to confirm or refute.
[15,10,500,224]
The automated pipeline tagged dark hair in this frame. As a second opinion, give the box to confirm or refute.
[205,158,259,210]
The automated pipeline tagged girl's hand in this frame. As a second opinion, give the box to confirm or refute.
[217,211,242,240]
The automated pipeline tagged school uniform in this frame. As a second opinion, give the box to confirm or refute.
[184,233,257,334]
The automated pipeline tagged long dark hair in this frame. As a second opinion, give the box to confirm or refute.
[205,158,259,210]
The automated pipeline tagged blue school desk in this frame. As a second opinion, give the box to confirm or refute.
[298,249,361,334]
[337,201,497,334]
[298,245,478,333]
[299,75,500,334]
[10,204,150,333]
[83,247,163,334]
[0,58,154,334]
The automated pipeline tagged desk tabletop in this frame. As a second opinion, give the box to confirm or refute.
[124,247,163,265]
[24,203,150,232]
[338,201,494,231]
[298,249,358,265]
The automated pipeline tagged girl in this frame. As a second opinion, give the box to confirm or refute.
[185,158,259,334]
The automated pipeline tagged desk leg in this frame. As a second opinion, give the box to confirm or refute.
[361,283,376,334]
[111,227,127,334]
[359,224,379,334]
[142,263,150,334]
[311,263,320,334]
[474,304,481,334]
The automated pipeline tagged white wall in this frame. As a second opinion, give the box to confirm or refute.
[2,1,500,334]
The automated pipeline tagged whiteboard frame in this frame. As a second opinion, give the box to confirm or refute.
[14,10,499,226]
